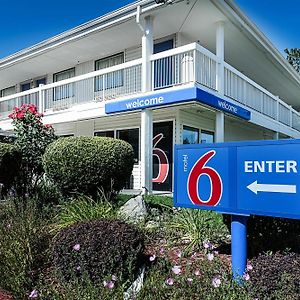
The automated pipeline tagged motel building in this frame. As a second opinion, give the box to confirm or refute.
[0,0,300,194]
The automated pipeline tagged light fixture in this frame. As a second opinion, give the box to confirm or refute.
[155,0,167,4]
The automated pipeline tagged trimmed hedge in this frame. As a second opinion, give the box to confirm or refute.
[53,219,144,284]
[0,143,21,191]
[42,136,134,196]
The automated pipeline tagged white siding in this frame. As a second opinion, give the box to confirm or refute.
[125,46,142,62]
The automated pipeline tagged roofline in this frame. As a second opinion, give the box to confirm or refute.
[213,0,300,87]
[0,0,160,70]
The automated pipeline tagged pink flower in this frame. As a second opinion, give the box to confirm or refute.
[76,266,81,272]
[207,253,214,261]
[172,265,182,275]
[73,243,80,251]
[29,289,38,298]
[166,278,174,286]
[175,249,182,258]
[107,281,115,289]
[203,240,213,250]
[187,278,193,285]
[247,264,253,271]
[213,250,219,255]
[194,269,201,276]
[149,255,156,262]
[212,276,221,288]
[191,252,197,259]
[243,273,250,281]
[104,281,115,289]
[160,247,165,254]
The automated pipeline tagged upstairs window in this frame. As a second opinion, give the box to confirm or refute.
[53,68,75,100]
[1,86,16,97]
[95,53,124,91]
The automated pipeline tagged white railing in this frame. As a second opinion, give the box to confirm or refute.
[0,42,299,133]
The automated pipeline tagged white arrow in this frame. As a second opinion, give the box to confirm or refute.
[247,180,296,195]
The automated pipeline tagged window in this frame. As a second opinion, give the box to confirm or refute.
[201,130,214,143]
[183,126,199,144]
[94,130,114,138]
[95,53,124,91]
[53,68,75,100]
[153,39,173,89]
[1,86,15,97]
[117,128,139,163]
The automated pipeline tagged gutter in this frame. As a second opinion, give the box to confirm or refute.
[212,0,300,87]
[0,0,161,70]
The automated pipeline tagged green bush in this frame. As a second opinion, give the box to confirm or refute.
[0,142,21,193]
[168,209,229,253]
[53,194,116,232]
[248,252,300,299]
[43,136,134,197]
[52,219,144,285]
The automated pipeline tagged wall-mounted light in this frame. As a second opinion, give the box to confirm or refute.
[155,0,167,4]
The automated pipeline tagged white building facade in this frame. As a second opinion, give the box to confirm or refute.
[0,0,300,193]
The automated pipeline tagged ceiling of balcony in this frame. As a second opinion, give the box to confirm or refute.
[0,0,300,109]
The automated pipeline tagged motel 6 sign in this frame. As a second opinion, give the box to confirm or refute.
[174,139,300,220]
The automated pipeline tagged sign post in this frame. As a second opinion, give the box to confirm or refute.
[174,139,300,283]
[231,215,247,281]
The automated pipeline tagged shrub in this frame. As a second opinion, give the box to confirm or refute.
[0,199,52,299]
[52,194,116,232]
[52,219,144,285]
[138,256,250,300]
[248,252,300,299]
[9,104,57,196]
[168,209,229,253]
[43,136,134,197]
[223,215,300,256]
[0,143,21,193]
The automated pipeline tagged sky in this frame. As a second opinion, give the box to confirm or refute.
[0,0,299,59]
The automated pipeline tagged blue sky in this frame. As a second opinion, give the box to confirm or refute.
[0,0,298,59]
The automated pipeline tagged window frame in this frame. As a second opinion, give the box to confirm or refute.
[182,125,200,145]
[1,86,16,98]
[53,67,75,101]
[200,129,215,144]
[94,52,125,92]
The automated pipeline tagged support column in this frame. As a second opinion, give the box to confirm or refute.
[231,215,248,282]
[215,111,224,142]
[216,21,225,96]
[215,21,225,143]
[273,132,279,140]
[141,16,153,194]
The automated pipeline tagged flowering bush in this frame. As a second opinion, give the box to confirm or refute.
[9,104,56,196]
[52,219,144,285]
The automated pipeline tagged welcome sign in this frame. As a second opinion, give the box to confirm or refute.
[105,87,251,121]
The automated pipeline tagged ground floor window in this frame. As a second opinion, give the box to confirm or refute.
[201,130,214,143]
[183,125,199,144]
[117,128,139,163]
[94,130,114,138]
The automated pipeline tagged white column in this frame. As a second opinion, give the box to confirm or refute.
[141,16,153,194]
[38,84,45,113]
[216,21,225,96]
[215,21,225,143]
[215,111,224,142]
[273,132,279,140]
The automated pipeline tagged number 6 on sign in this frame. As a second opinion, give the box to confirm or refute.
[187,150,223,206]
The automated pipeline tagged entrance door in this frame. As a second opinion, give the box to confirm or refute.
[153,121,173,192]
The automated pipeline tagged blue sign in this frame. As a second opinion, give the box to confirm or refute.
[174,139,300,219]
[105,87,251,120]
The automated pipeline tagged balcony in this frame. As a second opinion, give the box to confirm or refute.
[0,42,299,132]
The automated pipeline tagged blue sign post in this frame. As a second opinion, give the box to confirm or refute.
[174,139,300,281]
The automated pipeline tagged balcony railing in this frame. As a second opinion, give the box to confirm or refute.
[0,42,299,132]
